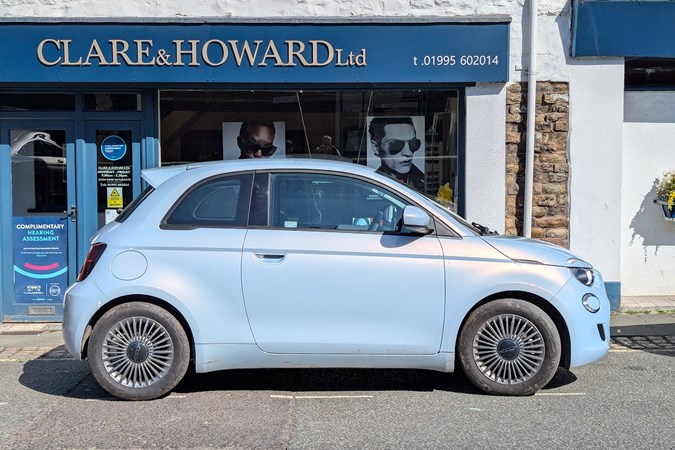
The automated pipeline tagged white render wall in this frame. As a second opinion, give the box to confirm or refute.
[622,91,675,295]
[465,83,506,232]
[568,60,624,283]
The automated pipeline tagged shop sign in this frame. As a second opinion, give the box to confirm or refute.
[0,22,509,83]
[101,135,127,161]
[107,187,123,208]
[12,217,68,304]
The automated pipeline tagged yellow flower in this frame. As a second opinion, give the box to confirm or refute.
[668,191,675,211]
[436,183,453,207]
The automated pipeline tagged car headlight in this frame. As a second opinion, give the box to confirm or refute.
[569,267,594,286]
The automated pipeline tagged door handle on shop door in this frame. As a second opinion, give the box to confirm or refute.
[61,205,77,222]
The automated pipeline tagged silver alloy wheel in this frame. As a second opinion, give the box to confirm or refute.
[472,313,545,385]
[101,316,174,388]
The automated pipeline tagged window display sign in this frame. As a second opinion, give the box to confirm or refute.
[12,217,68,304]
[97,130,133,227]
[222,121,286,160]
[0,22,509,83]
[100,135,127,161]
[366,116,426,191]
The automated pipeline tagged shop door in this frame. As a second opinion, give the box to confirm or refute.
[84,121,142,235]
[0,120,142,322]
[0,121,76,321]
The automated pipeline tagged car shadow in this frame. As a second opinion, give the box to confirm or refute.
[18,351,579,400]
[174,366,578,396]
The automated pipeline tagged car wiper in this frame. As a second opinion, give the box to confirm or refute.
[471,222,499,236]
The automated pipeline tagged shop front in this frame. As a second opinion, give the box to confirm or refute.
[0,19,509,322]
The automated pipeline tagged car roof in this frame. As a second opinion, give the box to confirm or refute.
[142,157,378,188]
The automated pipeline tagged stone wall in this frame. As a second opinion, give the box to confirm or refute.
[505,82,570,248]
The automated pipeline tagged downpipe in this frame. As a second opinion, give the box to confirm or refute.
[524,0,538,238]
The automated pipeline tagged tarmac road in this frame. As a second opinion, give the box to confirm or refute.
[0,347,674,449]
[0,315,673,449]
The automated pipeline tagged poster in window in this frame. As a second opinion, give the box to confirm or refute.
[12,217,68,304]
[366,116,425,191]
[222,121,286,160]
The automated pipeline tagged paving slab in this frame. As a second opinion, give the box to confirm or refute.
[610,313,675,336]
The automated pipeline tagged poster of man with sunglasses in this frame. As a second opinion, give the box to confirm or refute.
[222,121,286,160]
[367,116,425,191]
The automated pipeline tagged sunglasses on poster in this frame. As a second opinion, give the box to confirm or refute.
[238,136,277,157]
[383,138,422,155]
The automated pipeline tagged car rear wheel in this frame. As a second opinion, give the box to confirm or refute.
[458,299,561,396]
[87,302,190,401]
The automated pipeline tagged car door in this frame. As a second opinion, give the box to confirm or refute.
[241,171,445,355]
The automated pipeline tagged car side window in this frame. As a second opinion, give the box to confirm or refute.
[164,173,253,228]
[269,173,409,232]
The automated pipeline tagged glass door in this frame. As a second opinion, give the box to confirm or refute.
[0,119,142,321]
[0,121,75,320]
[84,121,142,235]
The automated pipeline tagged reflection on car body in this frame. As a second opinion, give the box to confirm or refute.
[62,158,610,400]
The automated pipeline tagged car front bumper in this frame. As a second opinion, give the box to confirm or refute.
[554,271,611,368]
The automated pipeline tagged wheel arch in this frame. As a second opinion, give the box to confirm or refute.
[455,291,571,370]
[80,294,195,365]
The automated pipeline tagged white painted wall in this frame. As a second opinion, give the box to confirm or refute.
[465,83,507,233]
[568,60,624,282]
[621,91,675,295]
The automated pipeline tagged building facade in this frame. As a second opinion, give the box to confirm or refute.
[0,0,673,322]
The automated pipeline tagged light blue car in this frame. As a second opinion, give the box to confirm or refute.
[63,159,610,400]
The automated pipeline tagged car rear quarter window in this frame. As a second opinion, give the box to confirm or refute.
[163,173,253,228]
[115,186,155,223]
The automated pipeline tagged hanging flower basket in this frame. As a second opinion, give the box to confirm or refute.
[655,199,675,221]
[656,170,675,221]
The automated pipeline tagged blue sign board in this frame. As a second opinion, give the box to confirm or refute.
[0,22,509,83]
[12,217,68,304]
[572,1,675,58]
[101,135,127,161]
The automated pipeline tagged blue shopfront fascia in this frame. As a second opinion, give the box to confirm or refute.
[0,20,509,84]
[572,0,675,58]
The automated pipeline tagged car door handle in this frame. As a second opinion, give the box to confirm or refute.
[253,253,286,263]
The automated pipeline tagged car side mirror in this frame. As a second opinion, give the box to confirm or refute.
[402,205,434,235]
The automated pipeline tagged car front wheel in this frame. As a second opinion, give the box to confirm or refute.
[458,299,561,396]
[87,302,190,401]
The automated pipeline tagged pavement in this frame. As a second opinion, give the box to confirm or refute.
[0,297,674,361]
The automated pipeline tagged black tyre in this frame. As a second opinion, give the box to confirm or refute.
[458,299,561,396]
[87,302,190,401]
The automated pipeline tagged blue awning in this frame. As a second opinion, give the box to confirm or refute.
[572,0,675,58]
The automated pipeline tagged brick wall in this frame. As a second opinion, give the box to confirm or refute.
[505,82,570,248]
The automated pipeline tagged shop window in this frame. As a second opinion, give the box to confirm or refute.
[83,93,141,112]
[159,89,459,210]
[0,93,75,111]
[625,58,675,87]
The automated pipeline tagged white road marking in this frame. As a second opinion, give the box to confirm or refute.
[167,395,186,398]
[534,392,586,396]
[270,394,373,399]
[0,402,7,406]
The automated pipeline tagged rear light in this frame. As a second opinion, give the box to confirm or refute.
[77,243,107,282]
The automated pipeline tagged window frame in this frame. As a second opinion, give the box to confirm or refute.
[263,169,438,236]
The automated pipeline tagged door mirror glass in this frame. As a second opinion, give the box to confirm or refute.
[402,205,434,235]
